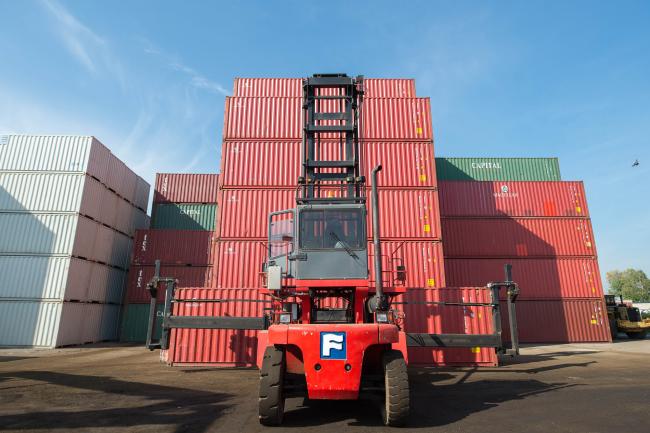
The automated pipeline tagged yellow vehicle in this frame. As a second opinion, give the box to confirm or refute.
[605,295,650,340]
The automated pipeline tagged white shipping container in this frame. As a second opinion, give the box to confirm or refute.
[0,171,145,237]
[0,300,121,347]
[0,135,149,210]
[0,256,126,303]
[0,213,133,269]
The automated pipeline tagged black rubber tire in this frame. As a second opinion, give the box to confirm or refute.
[258,346,285,426]
[381,350,410,427]
[609,319,618,340]
[626,330,647,340]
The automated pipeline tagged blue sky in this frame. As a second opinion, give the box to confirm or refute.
[1,0,649,284]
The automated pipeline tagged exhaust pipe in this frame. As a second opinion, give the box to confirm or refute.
[370,164,387,312]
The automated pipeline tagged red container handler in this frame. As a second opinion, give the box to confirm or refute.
[163,288,269,367]
[500,299,611,343]
[444,257,604,299]
[395,288,498,366]
[217,188,441,240]
[211,240,445,289]
[442,217,597,257]
[439,181,589,218]
[132,229,215,266]
[219,140,437,188]
[232,78,416,98]
[154,173,219,204]
[222,97,432,140]
[125,265,213,303]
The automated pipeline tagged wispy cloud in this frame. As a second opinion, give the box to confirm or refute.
[40,0,126,87]
[41,0,104,72]
[142,38,230,96]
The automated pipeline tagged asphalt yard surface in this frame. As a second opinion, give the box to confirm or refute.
[1,340,648,432]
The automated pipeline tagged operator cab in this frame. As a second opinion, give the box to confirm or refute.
[267,204,368,281]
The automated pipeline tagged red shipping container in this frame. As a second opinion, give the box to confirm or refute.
[395,288,497,366]
[212,240,445,289]
[165,288,269,366]
[217,188,441,239]
[501,299,611,343]
[154,173,219,204]
[132,229,215,265]
[222,97,432,140]
[219,140,436,188]
[442,218,596,257]
[125,265,213,303]
[233,78,416,98]
[444,257,604,299]
[439,181,589,217]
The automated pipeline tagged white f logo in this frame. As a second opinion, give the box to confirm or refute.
[322,333,344,357]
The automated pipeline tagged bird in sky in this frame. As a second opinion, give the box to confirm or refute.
[632,159,640,167]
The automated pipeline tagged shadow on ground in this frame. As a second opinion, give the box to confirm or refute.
[0,370,233,433]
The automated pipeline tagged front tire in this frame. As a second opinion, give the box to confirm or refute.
[626,330,647,340]
[259,346,285,426]
[381,350,409,426]
[609,319,618,340]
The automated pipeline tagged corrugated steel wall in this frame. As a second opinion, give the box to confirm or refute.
[0,135,150,347]
[501,299,610,343]
[217,188,440,239]
[132,229,214,265]
[435,157,561,181]
[444,257,603,299]
[220,140,436,188]
[151,203,217,231]
[154,173,219,204]
[232,78,416,98]
[442,218,596,257]
[222,97,432,140]
[439,181,589,217]
[126,265,213,303]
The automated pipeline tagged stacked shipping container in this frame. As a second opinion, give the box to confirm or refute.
[437,161,610,343]
[0,135,149,347]
[120,173,218,342]
[163,77,497,367]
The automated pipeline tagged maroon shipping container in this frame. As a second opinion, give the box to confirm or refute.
[217,188,441,239]
[164,288,269,366]
[222,97,432,140]
[125,265,213,303]
[501,299,611,343]
[154,173,219,204]
[212,240,445,289]
[444,257,604,299]
[397,288,497,366]
[132,230,215,265]
[442,218,596,257]
[233,78,416,98]
[219,140,436,188]
[439,181,589,218]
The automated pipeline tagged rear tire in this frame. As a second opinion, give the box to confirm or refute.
[626,330,647,340]
[259,346,285,426]
[609,319,618,340]
[381,350,409,427]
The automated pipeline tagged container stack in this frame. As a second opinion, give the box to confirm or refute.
[161,77,498,367]
[0,135,149,347]
[437,157,610,343]
[120,173,218,342]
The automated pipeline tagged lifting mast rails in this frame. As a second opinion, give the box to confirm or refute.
[145,74,520,426]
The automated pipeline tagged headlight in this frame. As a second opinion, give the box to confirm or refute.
[279,313,292,324]
[376,311,389,323]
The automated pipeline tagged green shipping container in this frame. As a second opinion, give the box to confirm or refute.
[151,203,216,230]
[435,157,561,181]
[120,303,162,342]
